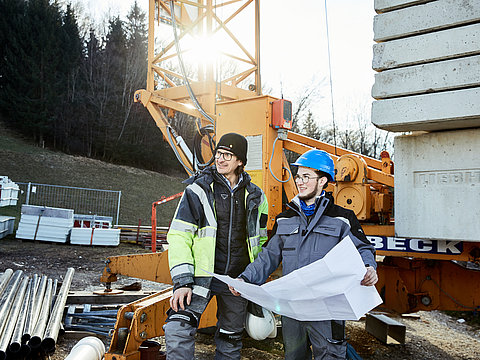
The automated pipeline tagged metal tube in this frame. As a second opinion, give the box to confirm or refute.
[21,274,40,343]
[0,270,23,338]
[42,268,75,353]
[0,269,13,296]
[9,278,32,355]
[29,278,53,349]
[23,275,47,342]
[51,278,58,309]
[0,276,29,360]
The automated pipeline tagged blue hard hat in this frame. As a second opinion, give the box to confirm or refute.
[291,149,335,181]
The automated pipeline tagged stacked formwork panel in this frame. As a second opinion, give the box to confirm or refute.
[371,0,480,241]
[16,205,74,243]
[0,176,18,239]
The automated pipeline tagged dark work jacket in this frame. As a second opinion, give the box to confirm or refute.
[240,192,376,285]
[212,170,249,278]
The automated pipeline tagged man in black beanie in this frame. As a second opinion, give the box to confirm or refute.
[164,132,269,359]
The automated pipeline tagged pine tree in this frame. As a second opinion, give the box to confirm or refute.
[302,111,321,139]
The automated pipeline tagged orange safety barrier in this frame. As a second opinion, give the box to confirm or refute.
[151,192,183,252]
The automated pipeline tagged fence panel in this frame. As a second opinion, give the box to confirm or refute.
[17,182,121,225]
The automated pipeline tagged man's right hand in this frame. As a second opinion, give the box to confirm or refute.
[229,278,245,296]
[170,287,192,312]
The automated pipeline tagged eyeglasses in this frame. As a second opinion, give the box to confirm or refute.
[294,174,319,184]
[215,151,233,161]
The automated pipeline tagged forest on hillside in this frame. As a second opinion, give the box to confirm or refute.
[0,0,392,174]
[0,0,185,173]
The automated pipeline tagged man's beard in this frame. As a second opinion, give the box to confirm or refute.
[298,187,318,202]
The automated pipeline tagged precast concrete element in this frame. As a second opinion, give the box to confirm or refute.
[65,336,106,360]
[373,23,480,71]
[29,278,53,349]
[374,0,480,41]
[372,0,480,132]
[374,0,432,13]
[394,128,480,241]
[372,88,480,131]
[42,268,75,353]
[0,276,29,360]
[373,55,480,99]
[0,269,13,295]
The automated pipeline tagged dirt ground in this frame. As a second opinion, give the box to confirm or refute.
[1,238,480,360]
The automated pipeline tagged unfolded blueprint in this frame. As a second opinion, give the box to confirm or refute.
[206,236,383,321]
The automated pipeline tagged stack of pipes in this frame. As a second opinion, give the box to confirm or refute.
[0,267,74,359]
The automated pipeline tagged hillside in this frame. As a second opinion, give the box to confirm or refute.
[0,123,186,226]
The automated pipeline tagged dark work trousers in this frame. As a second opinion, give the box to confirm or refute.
[164,279,248,360]
[282,316,347,360]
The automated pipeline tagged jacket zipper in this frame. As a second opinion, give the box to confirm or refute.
[224,190,234,274]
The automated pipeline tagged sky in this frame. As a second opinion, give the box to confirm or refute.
[84,0,376,129]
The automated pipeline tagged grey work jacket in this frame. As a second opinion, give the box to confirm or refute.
[240,193,376,285]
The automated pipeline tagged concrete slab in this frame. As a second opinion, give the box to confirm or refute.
[371,88,480,132]
[373,23,480,71]
[375,0,434,14]
[374,0,480,41]
[394,128,480,242]
[372,55,480,99]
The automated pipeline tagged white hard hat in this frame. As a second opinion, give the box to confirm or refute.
[245,307,277,340]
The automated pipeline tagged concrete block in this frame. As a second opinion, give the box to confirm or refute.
[394,128,480,242]
[372,55,480,99]
[373,23,480,71]
[375,0,433,14]
[371,88,480,132]
[374,0,480,41]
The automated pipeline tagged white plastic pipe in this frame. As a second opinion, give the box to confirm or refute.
[65,336,105,360]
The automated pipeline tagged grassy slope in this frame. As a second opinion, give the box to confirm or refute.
[0,123,186,226]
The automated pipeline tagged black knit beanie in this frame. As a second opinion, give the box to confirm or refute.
[216,133,248,165]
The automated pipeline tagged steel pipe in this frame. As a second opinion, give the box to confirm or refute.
[42,268,75,353]
[0,276,29,360]
[21,274,39,343]
[0,270,23,339]
[28,278,53,349]
[50,278,58,309]
[23,275,47,342]
[65,336,105,360]
[9,278,32,357]
[0,269,13,296]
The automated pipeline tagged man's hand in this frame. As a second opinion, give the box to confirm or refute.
[229,278,245,296]
[361,266,378,286]
[170,287,192,312]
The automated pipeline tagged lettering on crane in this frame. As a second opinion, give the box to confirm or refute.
[414,169,480,187]
[367,236,463,255]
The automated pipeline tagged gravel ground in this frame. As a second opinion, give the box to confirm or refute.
[1,238,480,359]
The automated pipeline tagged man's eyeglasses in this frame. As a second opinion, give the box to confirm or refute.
[294,174,319,184]
[215,151,233,161]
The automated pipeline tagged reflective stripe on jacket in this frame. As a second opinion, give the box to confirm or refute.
[167,167,269,289]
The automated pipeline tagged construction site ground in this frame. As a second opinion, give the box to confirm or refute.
[1,238,480,359]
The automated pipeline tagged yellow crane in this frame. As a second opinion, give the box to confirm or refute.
[100,1,480,359]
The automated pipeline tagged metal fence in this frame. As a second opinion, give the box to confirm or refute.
[16,182,121,225]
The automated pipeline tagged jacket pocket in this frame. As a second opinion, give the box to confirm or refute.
[276,223,299,236]
[313,225,341,237]
[276,223,299,275]
[311,225,341,253]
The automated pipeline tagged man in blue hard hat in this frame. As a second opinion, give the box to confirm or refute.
[231,149,377,359]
